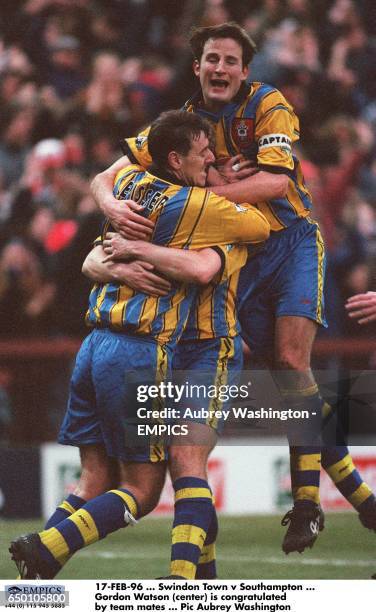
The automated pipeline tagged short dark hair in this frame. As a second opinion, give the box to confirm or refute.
[148,110,213,169]
[189,22,257,68]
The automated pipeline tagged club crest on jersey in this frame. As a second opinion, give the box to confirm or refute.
[231,119,254,150]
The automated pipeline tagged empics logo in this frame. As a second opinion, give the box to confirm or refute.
[3,584,68,606]
[6,586,22,595]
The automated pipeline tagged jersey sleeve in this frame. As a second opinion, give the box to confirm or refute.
[212,244,248,282]
[121,126,152,168]
[168,189,270,249]
[254,89,299,173]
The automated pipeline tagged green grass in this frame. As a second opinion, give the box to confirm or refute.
[1,513,374,580]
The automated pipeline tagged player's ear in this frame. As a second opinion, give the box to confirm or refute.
[167,150,181,171]
[240,64,248,82]
[193,59,200,77]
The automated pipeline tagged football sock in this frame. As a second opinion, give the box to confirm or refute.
[44,494,85,529]
[37,488,139,575]
[321,446,375,511]
[282,384,322,506]
[170,477,213,579]
[309,400,375,512]
[289,447,321,505]
[196,505,218,579]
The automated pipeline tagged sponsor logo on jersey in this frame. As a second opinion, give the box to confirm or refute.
[135,135,148,150]
[231,119,254,150]
[258,133,292,151]
[235,204,248,213]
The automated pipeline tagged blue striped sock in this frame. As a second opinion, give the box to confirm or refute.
[44,494,85,529]
[38,488,139,575]
[170,477,213,579]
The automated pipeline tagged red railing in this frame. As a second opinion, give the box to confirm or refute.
[0,336,374,359]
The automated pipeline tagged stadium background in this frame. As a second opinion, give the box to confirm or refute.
[0,0,375,579]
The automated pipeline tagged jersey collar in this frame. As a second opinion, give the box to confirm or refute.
[184,82,251,122]
[148,164,187,187]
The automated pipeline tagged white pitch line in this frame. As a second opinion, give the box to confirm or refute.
[79,550,373,568]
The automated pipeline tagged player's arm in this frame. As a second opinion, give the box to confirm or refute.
[208,169,288,203]
[170,190,270,249]
[208,90,297,203]
[346,292,376,324]
[90,155,154,240]
[102,233,222,285]
[82,245,172,297]
[91,128,154,239]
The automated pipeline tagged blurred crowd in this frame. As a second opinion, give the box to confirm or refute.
[0,0,375,439]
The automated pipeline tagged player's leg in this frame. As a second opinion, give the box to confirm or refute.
[167,336,242,579]
[275,315,322,503]
[10,461,166,579]
[168,423,217,579]
[270,221,326,553]
[271,220,376,535]
[45,332,116,529]
[278,330,376,540]
[239,220,324,553]
[37,331,169,574]
[321,446,376,530]
[196,504,218,579]
[45,445,119,529]
[274,315,324,552]
[10,330,170,578]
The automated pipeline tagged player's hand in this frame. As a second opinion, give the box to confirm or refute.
[103,232,135,261]
[216,154,258,183]
[115,260,171,296]
[345,291,376,324]
[104,198,155,240]
[206,164,228,186]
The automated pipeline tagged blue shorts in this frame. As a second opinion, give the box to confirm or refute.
[237,218,326,362]
[58,329,172,462]
[172,335,243,433]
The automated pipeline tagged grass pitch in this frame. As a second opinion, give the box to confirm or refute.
[1,513,374,580]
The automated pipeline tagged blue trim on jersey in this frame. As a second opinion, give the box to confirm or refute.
[195,100,241,123]
[113,170,145,199]
[212,282,226,336]
[152,187,191,245]
[243,83,276,119]
[152,293,173,336]
[268,196,298,227]
[91,284,120,327]
[122,292,148,327]
[223,113,238,156]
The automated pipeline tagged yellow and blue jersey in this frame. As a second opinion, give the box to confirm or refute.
[182,243,247,340]
[86,164,269,346]
[123,82,313,232]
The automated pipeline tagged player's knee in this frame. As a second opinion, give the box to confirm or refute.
[168,446,208,481]
[275,348,310,372]
[120,483,163,518]
[75,471,114,500]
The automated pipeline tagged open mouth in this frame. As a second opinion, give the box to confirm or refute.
[210,79,229,90]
